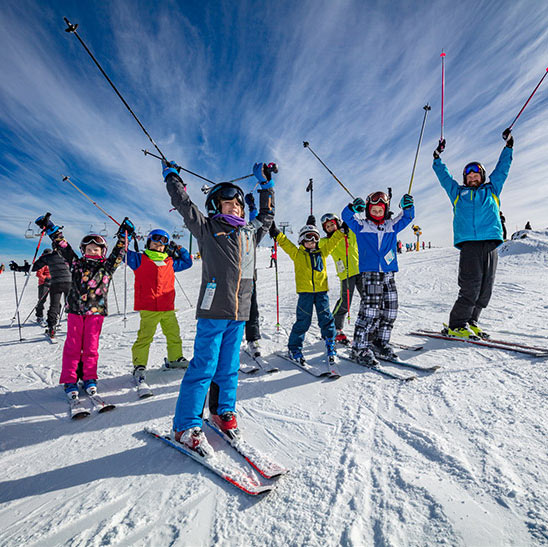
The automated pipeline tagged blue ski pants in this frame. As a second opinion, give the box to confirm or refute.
[173,318,245,432]
[288,291,336,351]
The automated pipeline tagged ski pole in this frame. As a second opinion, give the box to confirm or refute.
[504,67,548,136]
[306,178,313,215]
[408,104,432,193]
[62,176,121,226]
[440,50,446,144]
[302,142,355,199]
[111,276,120,314]
[344,235,351,324]
[142,150,216,185]
[123,231,128,327]
[274,240,280,333]
[175,274,193,308]
[10,227,47,326]
[22,286,50,326]
[12,271,24,341]
[64,18,168,163]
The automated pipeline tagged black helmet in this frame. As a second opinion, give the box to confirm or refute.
[463,162,486,184]
[205,183,245,217]
[42,248,53,255]
[366,191,391,221]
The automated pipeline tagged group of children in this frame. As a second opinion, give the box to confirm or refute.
[31,129,512,458]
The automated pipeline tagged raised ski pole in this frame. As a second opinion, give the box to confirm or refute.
[64,18,169,163]
[303,142,355,199]
[306,178,313,215]
[10,223,48,326]
[62,176,121,226]
[504,67,548,137]
[142,150,217,185]
[440,50,446,145]
[408,104,432,193]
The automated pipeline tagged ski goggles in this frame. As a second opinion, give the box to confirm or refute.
[81,234,107,247]
[367,191,389,205]
[320,213,339,225]
[301,232,320,242]
[215,185,244,204]
[464,163,482,175]
[150,233,169,244]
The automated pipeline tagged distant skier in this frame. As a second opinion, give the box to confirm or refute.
[126,229,193,391]
[341,191,414,366]
[269,220,343,364]
[525,221,532,230]
[32,247,71,337]
[432,130,513,339]
[33,249,51,326]
[35,214,134,403]
[163,160,274,457]
[500,212,507,240]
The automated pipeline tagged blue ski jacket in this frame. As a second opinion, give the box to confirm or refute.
[341,206,414,273]
[433,146,512,248]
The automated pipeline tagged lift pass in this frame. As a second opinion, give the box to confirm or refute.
[201,280,217,310]
[384,250,395,265]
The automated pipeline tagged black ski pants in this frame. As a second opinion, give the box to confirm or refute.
[332,273,364,331]
[245,280,260,342]
[36,284,49,318]
[449,241,499,329]
[48,282,71,329]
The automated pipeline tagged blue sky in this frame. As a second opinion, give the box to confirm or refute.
[1,0,547,265]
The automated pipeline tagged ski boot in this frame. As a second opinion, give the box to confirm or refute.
[325,337,337,362]
[46,326,56,340]
[373,342,398,360]
[468,321,489,340]
[335,330,350,346]
[288,348,306,365]
[247,340,261,358]
[173,427,214,458]
[210,411,241,440]
[82,379,97,396]
[64,383,79,401]
[442,325,479,340]
[351,347,380,367]
[163,356,189,369]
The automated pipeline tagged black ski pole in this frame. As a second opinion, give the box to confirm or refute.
[12,271,24,341]
[303,142,355,199]
[408,104,431,193]
[175,274,193,308]
[306,178,313,216]
[22,286,50,326]
[111,276,120,315]
[64,18,169,163]
[142,150,216,185]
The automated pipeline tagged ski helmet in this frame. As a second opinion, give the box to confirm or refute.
[42,248,53,255]
[80,234,108,257]
[320,213,341,233]
[146,228,170,249]
[205,183,245,217]
[462,162,486,184]
[298,225,321,245]
[366,191,390,221]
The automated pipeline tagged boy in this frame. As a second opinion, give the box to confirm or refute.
[432,131,513,338]
[341,191,414,366]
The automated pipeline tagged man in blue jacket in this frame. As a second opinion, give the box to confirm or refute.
[433,132,513,339]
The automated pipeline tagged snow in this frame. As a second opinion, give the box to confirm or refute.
[1,236,547,546]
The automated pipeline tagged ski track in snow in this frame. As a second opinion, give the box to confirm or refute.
[1,237,548,546]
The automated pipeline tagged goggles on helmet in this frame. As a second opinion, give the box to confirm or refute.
[150,233,169,244]
[301,232,320,242]
[216,186,244,203]
[320,213,339,225]
[367,191,389,206]
[464,163,482,175]
[81,234,107,248]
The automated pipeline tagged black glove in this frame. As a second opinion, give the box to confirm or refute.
[244,193,256,210]
[340,222,350,235]
[306,214,316,226]
[349,197,366,213]
[116,217,136,239]
[269,221,280,239]
[502,128,514,148]
[433,138,446,159]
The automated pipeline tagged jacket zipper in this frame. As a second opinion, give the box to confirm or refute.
[234,231,242,320]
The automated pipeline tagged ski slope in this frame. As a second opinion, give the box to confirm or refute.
[1,233,547,546]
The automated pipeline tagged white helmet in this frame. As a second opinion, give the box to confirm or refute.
[298,225,321,245]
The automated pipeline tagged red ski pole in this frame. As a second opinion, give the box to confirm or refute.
[440,50,446,144]
[274,240,280,333]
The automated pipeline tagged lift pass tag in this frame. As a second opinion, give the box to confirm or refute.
[336,259,346,274]
[384,250,395,265]
[201,281,217,310]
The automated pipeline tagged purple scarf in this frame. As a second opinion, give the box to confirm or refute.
[213,214,247,227]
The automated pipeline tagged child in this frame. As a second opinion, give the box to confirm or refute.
[317,213,362,345]
[34,250,51,326]
[432,132,513,338]
[163,160,275,457]
[269,221,343,363]
[126,229,192,386]
[341,191,414,366]
[35,214,134,401]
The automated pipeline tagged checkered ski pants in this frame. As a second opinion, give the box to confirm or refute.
[353,271,398,351]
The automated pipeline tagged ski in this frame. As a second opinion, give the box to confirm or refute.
[392,342,424,352]
[242,348,279,373]
[136,382,154,399]
[410,330,548,357]
[68,396,90,420]
[44,331,58,345]
[378,356,440,372]
[144,427,273,496]
[321,356,341,379]
[87,393,116,413]
[338,353,417,381]
[275,352,334,378]
[204,419,288,480]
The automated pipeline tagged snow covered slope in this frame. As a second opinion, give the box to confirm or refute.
[0,244,547,546]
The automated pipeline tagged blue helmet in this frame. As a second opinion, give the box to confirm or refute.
[146,229,170,249]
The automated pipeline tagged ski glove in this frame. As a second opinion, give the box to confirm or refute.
[502,128,514,148]
[340,222,350,235]
[400,194,414,209]
[162,160,180,181]
[166,241,182,259]
[116,217,136,240]
[244,192,256,210]
[35,214,59,235]
[349,197,366,213]
[253,162,277,189]
[306,214,316,226]
[269,221,280,239]
[433,138,446,159]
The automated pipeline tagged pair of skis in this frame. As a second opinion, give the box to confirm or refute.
[145,420,288,496]
[240,347,279,374]
[69,392,116,419]
[276,352,341,379]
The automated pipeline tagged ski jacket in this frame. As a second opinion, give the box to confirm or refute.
[126,249,192,311]
[35,265,51,286]
[341,206,414,273]
[166,173,274,321]
[275,230,343,293]
[49,231,127,316]
[32,250,71,285]
[433,146,512,248]
[318,229,360,281]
